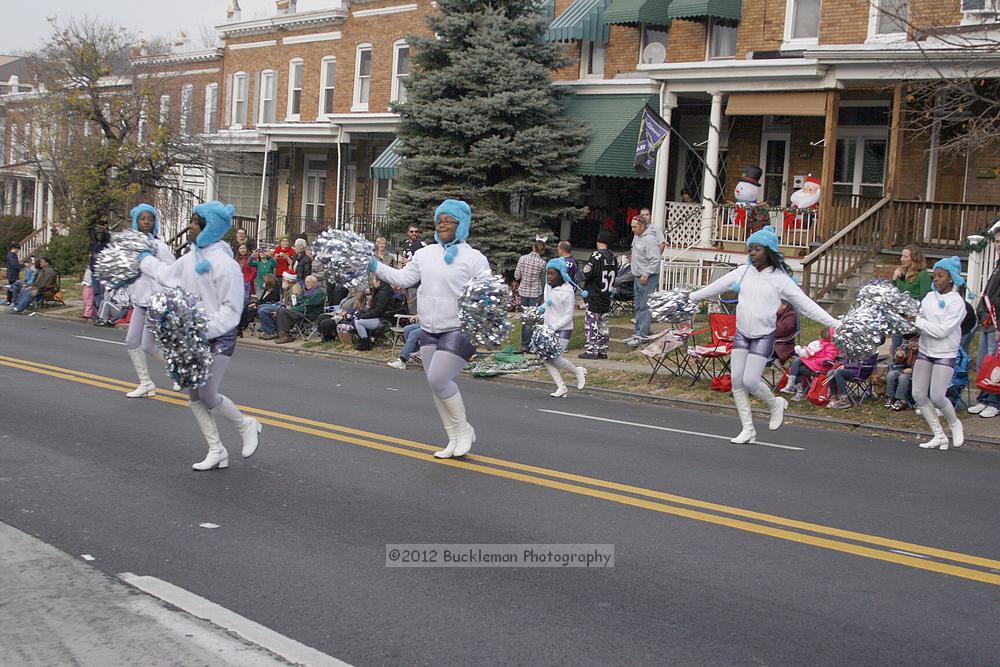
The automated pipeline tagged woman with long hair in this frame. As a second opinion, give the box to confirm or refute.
[689,226,839,444]
[892,244,931,354]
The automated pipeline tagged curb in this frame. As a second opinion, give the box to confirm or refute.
[30,308,1000,448]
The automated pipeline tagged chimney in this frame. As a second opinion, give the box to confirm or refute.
[226,0,242,22]
[131,37,149,58]
[275,0,297,15]
[173,31,191,52]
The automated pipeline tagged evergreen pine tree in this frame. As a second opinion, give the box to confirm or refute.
[389,0,588,271]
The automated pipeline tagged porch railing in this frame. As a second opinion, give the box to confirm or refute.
[801,196,892,300]
[827,194,882,236]
[658,258,736,293]
[712,204,818,253]
[886,200,1000,250]
[18,227,49,257]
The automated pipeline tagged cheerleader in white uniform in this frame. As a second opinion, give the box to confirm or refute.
[912,256,967,450]
[123,204,175,398]
[371,199,491,459]
[689,226,839,444]
[540,257,588,397]
[139,201,262,470]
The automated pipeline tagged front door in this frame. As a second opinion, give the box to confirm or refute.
[301,154,327,235]
[933,151,968,243]
[760,133,790,207]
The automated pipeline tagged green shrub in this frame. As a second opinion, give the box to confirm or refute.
[0,215,32,253]
[46,229,91,277]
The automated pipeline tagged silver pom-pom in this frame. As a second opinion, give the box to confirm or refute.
[457,275,513,348]
[650,288,700,323]
[520,305,545,328]
[833,304,887,361]
[857,279,919,320]
[529,325,564,360]
[312,229,374,290]
[147,287,214,389]
[94,229,154,288]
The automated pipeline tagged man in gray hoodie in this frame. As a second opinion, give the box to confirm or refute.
[628,216,661,345]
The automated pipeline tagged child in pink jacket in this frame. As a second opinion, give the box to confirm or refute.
[784,327,839,401]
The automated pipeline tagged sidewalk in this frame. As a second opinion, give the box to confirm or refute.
[0,521,314,666]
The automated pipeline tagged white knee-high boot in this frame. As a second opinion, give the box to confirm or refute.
[126,348,156,398]
[917,404,950,450]
[544,362,568,397]
[939,402,964,448]
[190,401,228,470]
[432,396,457,459]
[436,393,475,458]
[731,389,756,444]
[212,396,262,458]
[753,386,787,431]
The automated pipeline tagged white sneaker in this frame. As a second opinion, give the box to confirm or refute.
[387,358,407,370]
[980,406,999,418]
[968,403,987,414]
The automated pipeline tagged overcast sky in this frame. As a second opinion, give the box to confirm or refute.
[2,0,337,55]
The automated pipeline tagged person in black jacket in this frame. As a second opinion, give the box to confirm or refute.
[578,231,617,359]
[5,243,23,304]
[969,226,1000,418]
[353,277,395,341]
[293,238,312,284]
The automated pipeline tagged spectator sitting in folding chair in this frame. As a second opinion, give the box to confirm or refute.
[352,276,397,350]
[885,336,918,411]
[786,327,839,401]
[946,347,970,409]
[95,286,132,326]
[773,301,798,367]
[826,351,881,409]
[274,275,325,344]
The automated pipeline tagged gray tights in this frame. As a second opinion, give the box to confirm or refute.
[189,354,230,410]
[912,359,957,419]
[730,348,770,394]
[125,305,158,355]
[543,339,577,376]
[421,345,467,399]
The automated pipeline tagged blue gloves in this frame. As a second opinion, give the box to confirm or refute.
[368,256,379,272]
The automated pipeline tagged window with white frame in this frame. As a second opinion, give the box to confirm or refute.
[961,0,1000,18]
[159,95,170,126]
[833,132,888,198]
[180,85,194,134]
[231,72,248,127]
[869,0,909,38]
[580,41,606,79]
[259,70,277,123]
[392,41,410,104]
[216,172,262,217]
[320,57,336,115]
[21,122,31,160]
[708,19,738,58]
[784,0,821,42]
[302,154,328,222]
[287,59,303,119]
[204,84,219,133]
[353,44,372,111]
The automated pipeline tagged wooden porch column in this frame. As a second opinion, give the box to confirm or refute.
[886,86,904,197]
[818,90,840,241]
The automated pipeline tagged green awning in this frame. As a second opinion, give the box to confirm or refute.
[370,139,402,180]
[603,0,672,26]
[666,0,741,21]
[562,94,657,179]
[544,0,610,44]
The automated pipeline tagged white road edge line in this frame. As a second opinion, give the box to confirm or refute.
[74,335,126,346]
[538,409,805,451]
[119,572,352,667]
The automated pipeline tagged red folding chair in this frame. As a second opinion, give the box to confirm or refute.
[686,313,736,387]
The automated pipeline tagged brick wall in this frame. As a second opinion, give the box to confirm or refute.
[603,25,641,77]
[134,59,225,135]
[736,2,784,56]
[666,20,706,63]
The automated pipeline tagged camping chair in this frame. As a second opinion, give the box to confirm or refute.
[291,308,324,342]
[842,354,883,406]
[946,348,971,410]
[390,313,418,350]
[685,313,736,387]
[38,272,65,307]
[643,322,695,384]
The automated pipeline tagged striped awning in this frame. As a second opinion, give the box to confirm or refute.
[666,0,741,21]
[370,139,402,180]
[544,0,610,44]
[603,0,672,27]
[562,93,658,179]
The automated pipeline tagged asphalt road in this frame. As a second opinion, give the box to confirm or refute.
[2,314,999,666]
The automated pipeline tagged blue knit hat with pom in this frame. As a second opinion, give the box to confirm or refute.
[932,255,966,308]
[732,225,792,292]
[433,199,472,264]
[130,204,161,238]
[192,200,235,274]
[545,257,588,304]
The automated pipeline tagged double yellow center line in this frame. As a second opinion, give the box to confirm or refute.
[3,352,1000,587]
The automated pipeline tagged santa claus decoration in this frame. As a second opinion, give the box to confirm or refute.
[784,174,821,230]
[732,165,770,236]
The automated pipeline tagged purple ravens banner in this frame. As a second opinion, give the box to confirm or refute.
[634,105,670,173]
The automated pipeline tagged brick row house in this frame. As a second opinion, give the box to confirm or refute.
[3,0,1000,300]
